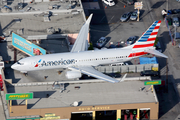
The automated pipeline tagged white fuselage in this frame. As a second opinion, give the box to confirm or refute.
[12,46,141,72]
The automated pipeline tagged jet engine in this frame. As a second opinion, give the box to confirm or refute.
[65,71,82,79]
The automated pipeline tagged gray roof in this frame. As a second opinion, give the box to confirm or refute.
[0,13,84,36]
[7,80,158,109]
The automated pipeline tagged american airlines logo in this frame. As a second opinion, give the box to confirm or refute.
[35,59,75,67]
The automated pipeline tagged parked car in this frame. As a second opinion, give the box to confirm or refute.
[130,10,138,20]
[109,44,116,49]
[125,36,138,46]
[96,37,107,48]
[26,6,31,11]
[155,41,162,53]
[102,0,115,6]
[172,9,180,14]
[18,2,24,10]
[123,0,134,5]
[172,17,179,27]
[120,12,131,22]
[140,70,160,77]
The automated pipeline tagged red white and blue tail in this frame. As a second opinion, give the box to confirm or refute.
[132,21,161,49]
[128,20,168,58]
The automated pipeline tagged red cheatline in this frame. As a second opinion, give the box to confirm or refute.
[128,51,147,57]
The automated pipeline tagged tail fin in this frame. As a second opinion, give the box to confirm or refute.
[132,21,161,49]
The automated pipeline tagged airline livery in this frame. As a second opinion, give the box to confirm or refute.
[11,14,168,83]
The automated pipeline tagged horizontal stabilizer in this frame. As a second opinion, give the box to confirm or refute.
[145,49,168,58]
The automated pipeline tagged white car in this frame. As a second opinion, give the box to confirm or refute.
[96,37,107,48]
[102,0,115,6]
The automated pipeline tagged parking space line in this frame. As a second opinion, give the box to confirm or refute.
[108,16,114,23]
[100,16,105,23]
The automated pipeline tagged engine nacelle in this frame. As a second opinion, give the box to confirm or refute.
[65,71,82,79]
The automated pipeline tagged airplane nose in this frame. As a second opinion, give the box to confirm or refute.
[11,64,17,70]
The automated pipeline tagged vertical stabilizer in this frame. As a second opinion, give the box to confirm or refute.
[132,21,161,49]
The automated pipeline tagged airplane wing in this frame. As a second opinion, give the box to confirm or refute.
[145,49,168,58]
[70,14,93,53]
[68,66,119,83]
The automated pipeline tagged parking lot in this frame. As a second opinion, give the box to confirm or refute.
[88,0,180,119]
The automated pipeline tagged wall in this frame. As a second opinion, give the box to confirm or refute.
[95,64,158,73]
[9,102,158,119]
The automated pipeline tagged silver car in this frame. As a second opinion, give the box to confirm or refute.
[96,37,107,48]
[120,12,131,22]
[130,10,138,20]
[173,17,179,27]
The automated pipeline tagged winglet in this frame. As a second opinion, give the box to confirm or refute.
[119,73,127,82]
[85,14,93,25]
[70,14,93,53]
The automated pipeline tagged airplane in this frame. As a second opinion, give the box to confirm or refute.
[11,14,168,83]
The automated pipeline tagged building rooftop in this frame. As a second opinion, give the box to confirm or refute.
[6,79,158,109]
[0,13,84,36]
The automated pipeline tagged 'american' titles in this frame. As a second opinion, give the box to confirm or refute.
[40,59,75,67]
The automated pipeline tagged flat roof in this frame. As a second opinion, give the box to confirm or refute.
[6,80,158,109]
[0,13,84,36]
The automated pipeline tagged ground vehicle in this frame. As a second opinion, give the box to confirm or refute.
[173,17,179,27]
[140,70,160,77]
[130,10,138,20]
[18,3,24,10]
[123,0,134,5]
[155,42,162,53]
[120,12,131,22]
[125,36,138,46]
[26,6,31,11]
[96,37,107,48]
[110,63,128,66]
[102,0,115,6]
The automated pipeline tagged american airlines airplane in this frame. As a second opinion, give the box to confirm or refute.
[11,14,167,83]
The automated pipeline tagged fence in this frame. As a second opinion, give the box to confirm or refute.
[95,64,158,73]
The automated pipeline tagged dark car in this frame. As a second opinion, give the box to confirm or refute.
[18,3,24,10]
[155,41,162,53]
[140,70,160,77]
[125,36,138,46]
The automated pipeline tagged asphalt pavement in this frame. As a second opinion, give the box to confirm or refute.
[90,0,180,120]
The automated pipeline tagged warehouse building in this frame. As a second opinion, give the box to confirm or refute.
[0,69,159,120]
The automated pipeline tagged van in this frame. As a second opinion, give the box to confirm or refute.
[110,63,128,66]
[173,17,179,27]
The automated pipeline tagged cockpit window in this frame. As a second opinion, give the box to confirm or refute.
[17,61,24,65]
